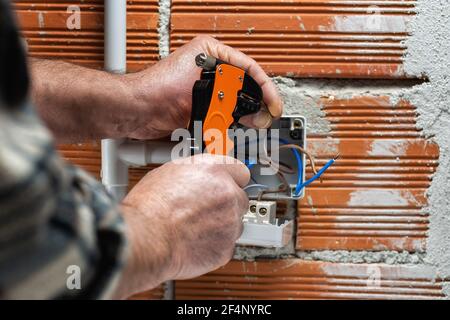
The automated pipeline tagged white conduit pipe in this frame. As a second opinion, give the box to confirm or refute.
[118,141,177,166]
[102,0,176,299]
[102,0,128,200]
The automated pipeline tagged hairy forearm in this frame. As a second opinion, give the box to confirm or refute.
[30,58,155,143]
[113,203,173,299]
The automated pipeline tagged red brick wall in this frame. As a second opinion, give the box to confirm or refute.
[170,0,414,78]
[13,0,446,299]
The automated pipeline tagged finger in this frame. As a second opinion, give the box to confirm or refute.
[232,219,244,243]
[239,108,272,129]
[235,187,249,218]
[218,158,251,188]
[180,154,250,188]
[207,42,283,119]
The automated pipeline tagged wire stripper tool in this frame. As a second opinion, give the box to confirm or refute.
[189,53,263,156]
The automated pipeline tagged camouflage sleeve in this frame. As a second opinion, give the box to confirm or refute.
[0,0,126,299]
[0,0,128,299]
[0,102,128,299]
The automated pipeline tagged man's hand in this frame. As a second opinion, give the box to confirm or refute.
[114,154,250,298]
[126,35,283,140]
[31,36,282,142]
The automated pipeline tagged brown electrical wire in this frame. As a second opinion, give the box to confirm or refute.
[257,171,290,201]
[258,156,295,175]
[278,161,295,174]
[278,144,320,180]
[252,140,322,200]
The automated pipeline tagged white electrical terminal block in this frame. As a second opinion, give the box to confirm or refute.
[244,200,277,225]
[237,200,294,248]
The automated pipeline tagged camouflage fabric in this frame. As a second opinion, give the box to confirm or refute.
[0,0,128,299]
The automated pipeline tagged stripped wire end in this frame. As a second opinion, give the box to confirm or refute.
[319,154,339,183]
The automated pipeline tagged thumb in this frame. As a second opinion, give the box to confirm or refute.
[239,108,273,129]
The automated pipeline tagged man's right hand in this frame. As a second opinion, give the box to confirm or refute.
[115,154,250,298]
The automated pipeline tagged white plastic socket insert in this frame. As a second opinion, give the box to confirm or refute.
[237,200,294,248]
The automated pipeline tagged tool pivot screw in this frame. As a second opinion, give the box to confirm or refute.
[195,53,207,67]
[218,91,225,100]
[218,66,223,75]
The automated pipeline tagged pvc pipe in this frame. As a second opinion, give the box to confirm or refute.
[119,141,179,166]
[101,0,176,300]
[101,0,128,200]
[104,0,126,74]
[101,139,129,200]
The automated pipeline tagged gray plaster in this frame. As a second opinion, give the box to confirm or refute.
[393,0,450,283]
[158,0,171,58]
[273,77,423,135]
[296,250,425,265]
[273,0,450,280]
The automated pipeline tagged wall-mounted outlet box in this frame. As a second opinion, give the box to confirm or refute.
[244,115,307,200]
[114,115,306,248]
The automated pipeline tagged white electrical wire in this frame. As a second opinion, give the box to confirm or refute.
[243,184,269,192]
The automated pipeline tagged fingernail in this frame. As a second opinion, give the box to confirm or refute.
[252,111,272,128]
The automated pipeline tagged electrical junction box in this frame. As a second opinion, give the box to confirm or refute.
[243,115,307,200]
[235,115,306,247]
[115,115,306,248]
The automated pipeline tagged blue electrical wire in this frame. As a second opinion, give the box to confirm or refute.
[244,159,256,170]
[279,138,303,195]
[279,138,337,196]
[299,157,337,189]
[242,138,337,196]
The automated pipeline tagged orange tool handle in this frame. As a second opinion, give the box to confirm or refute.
[203,64,245,156]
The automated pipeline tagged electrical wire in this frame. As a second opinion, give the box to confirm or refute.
[299,155,339,189]
[278,144,319,177]
[243,184,269,192]
[278,139,337,196]
[239,138,313,175]
[237,137,318,174]
[247,138,302,199]
[278,162,295,174]
[244,159,256,170]
[279,138,303,196]
[257,155,295,174]
[257,172,290,201]
[241,137,337,198]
